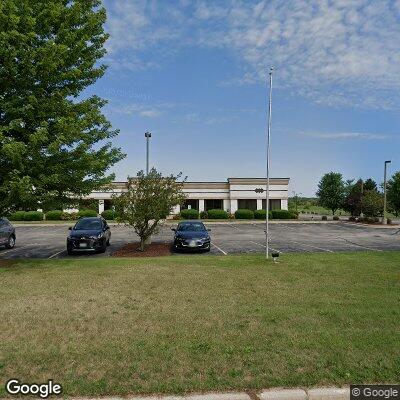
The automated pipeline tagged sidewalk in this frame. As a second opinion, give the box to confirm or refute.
[73,387,350,400]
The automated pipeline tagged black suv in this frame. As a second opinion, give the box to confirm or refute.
[67,217,111,255]
[0,217,16,249]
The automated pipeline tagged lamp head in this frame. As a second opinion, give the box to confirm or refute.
[145,131,152,138]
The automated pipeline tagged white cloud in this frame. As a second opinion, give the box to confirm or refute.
[103,0,400,109]
[302,132,389,140]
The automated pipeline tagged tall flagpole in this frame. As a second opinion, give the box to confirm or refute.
[265,66,273,259]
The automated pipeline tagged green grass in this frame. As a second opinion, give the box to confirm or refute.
[1,253,399,396]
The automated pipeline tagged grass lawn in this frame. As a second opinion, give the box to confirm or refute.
[1,253,399,397]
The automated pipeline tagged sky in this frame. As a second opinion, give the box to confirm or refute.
[90,0,400,196]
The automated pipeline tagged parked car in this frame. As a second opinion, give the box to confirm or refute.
[67,217,111,255]
[172,220,211,252]
[0,217,16,249]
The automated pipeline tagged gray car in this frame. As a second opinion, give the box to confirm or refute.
[0,217,16,249]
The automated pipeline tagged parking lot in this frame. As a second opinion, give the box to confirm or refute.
[1,221,400,259]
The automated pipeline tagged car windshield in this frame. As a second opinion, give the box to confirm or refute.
[178,222,206,232]
[74,219,102,230]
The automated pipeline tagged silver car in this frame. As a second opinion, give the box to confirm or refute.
[0,217,16,249]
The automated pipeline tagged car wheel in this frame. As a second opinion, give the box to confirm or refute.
[5,235,15,249]
[106,238,110,246]
[67,247,74,255]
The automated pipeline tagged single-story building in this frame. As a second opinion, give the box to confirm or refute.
[86,177,290,215]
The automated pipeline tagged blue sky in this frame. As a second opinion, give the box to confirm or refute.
[91,0,400,196]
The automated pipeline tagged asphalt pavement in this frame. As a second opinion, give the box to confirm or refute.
[1,222,400,259]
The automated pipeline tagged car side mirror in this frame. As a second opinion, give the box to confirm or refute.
[207,228,211,231]
[68,227,72,230]
[171,228,176,232]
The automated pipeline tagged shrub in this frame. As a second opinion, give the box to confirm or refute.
[24,211,44,221]
[45,210,63,220]
[101,209,118,220]
[348,216,356,222]
[322,215,328,221]
[78,209,97,218]
[254,209,273,219]
[207,209,229,219]
[180,208,199,219]
[387,218,392,225]
[61,212,78,221]
[373,217,380,223]
[333,215,339,221]
[9,211,26,221]
[235,209,254,219]
[271,210,297,219]
[200,211,208,219]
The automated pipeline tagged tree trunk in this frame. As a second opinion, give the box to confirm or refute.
[140,238,145,252]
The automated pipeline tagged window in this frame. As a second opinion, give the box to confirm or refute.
[262,199,281,210]
[182,199,199,210]
[205,199,223,210]
[238,199,257,210]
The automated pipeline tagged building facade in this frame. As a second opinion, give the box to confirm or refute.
[87,177,289,215]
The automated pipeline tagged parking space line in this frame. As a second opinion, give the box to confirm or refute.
[211,242,228,255]
[290,241,334,253]
[250,240,282,254]
[0,246,27,256]
[48,249,66,259]
[341,238,383,252]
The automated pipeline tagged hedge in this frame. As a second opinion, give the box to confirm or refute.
[207,209,229,219]
[254,209,273,219]
[200,211,208,219]
[9,211,44,221]
[45,210,63,220]
[78,209,98,218]
[101,209,118,220]
[180,208,199,219]
[235,209,254,219]
[271,210,298,219]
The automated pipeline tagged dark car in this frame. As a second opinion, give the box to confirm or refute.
[67,217,111,255]
[172,221,211,252]
[0,217,16,249]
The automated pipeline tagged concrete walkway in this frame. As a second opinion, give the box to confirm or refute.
[74,387,350,400]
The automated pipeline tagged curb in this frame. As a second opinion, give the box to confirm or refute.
[71,387,350,400]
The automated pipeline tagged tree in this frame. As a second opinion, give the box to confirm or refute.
[343,179,363,216]
[316,172,346,215]
[114,169,186,251]
[0,0,125,215]
[364,178,378,191]
[362,190,383,217]
[387,171,400,217]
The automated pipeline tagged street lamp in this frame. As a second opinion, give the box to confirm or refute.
[265,66,274,259]
[144,131,152,175]
[383,160,391,224]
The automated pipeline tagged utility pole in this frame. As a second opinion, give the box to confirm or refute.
[383,160,391,224]
[265,66,273,259]
[145,131,152,175]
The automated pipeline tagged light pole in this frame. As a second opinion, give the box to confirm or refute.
[383,160,391,224]
[145,131,152,174]
[360,179,364,218]
[265,66,273,259]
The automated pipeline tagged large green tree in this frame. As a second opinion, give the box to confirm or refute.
[316,172,346,215]
[387,171,400,217]
[0,0,124,214]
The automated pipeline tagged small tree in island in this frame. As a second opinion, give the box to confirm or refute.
[114,169,186,251]
[316,172,346,215]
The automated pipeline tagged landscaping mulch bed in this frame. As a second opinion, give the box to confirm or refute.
[111,242,173,257]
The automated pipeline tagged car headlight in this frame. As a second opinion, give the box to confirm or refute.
[97,232,104,239]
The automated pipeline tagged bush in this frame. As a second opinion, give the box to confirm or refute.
[271,210,297,219]
[78,209,97,218]
[9,211,26,221]
[45,210,63,220]
[180,208,199,219]
[235,209,254,219]
[101,209,118,220]
[61,212,78,221]
[333,215,339,221]
[24,211,44,221]
[387,218,392,224]
[348,216,356,222]
[207,209,229,219]
[254,209,273,219]
[200,211,208,219]
[322,215,328,221]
